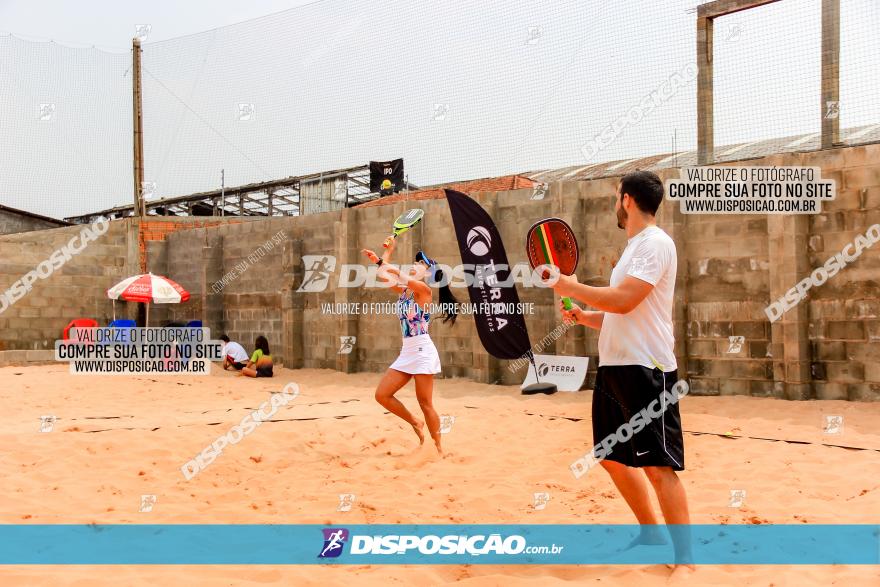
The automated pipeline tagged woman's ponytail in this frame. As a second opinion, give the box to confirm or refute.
[434,269,458,324]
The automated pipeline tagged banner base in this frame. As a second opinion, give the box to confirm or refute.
[521,382,558,395]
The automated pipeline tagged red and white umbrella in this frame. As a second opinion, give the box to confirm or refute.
[107,273,190,325]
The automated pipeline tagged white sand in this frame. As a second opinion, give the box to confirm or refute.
[1,364,878,585]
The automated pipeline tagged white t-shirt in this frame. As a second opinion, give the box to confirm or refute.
[223,341,249,363]
[598,225,678,371]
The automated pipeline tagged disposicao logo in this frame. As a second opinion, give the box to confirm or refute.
[318,528,349,558]
[346,533,527,556]
[297,255,337,293]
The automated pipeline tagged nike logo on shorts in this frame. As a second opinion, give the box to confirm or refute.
[636,450,650,456]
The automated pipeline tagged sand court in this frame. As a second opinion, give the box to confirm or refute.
[1,364,878,585]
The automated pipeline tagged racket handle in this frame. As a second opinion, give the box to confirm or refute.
[562,297,573,311]
[382,235,395,248]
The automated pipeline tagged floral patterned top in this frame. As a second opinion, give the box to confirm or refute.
[397,288,430,338]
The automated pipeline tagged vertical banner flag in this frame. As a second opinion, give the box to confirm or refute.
[369,159,405,195]
[445,189,532,360]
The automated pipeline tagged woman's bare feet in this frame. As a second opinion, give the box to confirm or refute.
[411,419,425,445]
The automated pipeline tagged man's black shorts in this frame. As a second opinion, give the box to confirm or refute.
[592,365,685,470]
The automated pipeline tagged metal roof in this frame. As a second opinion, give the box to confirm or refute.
[525,124,880,184]
[64,164,420,223]
[0,203,70,226]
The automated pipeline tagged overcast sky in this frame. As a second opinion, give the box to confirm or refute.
[1,0,877,218]
[0,0,317,50]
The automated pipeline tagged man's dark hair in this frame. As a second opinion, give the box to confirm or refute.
[220,334,230,343]
[619,170,664,215]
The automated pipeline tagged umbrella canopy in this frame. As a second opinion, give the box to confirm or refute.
[107,273,190,304]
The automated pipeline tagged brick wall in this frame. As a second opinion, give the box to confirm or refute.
[138,217,247,272]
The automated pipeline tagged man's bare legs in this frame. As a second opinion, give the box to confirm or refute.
[600,460,666,546]
[600,460,694,576]
[644,466,694,572]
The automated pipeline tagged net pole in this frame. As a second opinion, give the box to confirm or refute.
[132,38,145,218]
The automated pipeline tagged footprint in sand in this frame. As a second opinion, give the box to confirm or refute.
[392,444,443,470]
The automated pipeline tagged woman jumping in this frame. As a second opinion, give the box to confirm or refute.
[362,239,457,455]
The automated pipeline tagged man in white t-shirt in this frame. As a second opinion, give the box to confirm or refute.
[547,170,693,572]
[220,334,249,371]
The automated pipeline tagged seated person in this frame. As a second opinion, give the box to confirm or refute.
[241,335,274,378]
[220,334,249,371]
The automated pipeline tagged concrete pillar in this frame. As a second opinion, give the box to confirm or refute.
[767,214,814,399]
[334,209,360,373]
[281,237,304,369]
[549,181,583,360]
[661,169,691,379]
[202,234,224,335]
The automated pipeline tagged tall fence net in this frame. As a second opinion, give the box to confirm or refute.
[1,0,877,219]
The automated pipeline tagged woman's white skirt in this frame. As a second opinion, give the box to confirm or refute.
[389,334,441,375]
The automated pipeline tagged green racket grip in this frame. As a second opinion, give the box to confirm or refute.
[562,297,573,311]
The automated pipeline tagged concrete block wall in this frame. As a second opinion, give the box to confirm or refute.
[2,142,878,400]
[0,208,67,235]
[159,217,301,366]
[146,142,880,400]
[803,146,880,401]
[0,216,255,351]
[672,145,880,401]
[0,220,137,350]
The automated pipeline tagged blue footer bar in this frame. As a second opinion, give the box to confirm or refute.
[1,524,878,565]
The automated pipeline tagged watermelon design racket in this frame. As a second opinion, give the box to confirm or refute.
[383,208,424,248]
[526,218,580,310]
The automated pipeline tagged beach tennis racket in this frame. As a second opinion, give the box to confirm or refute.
[383,208,424,248]
[526,218,579,310]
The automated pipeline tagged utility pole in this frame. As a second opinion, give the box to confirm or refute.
[132,37,145,217]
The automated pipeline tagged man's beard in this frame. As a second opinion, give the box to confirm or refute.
[616,206,627,229]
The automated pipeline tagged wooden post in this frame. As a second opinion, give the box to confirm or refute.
[132,38,145,217]
[821,0,840,149]
[696,1,784,165]
[220,169,225,217]
[696,15,714,165]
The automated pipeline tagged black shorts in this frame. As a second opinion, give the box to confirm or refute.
[592,365,685,470]
[230,361,246,370]
[256,365,274,378]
